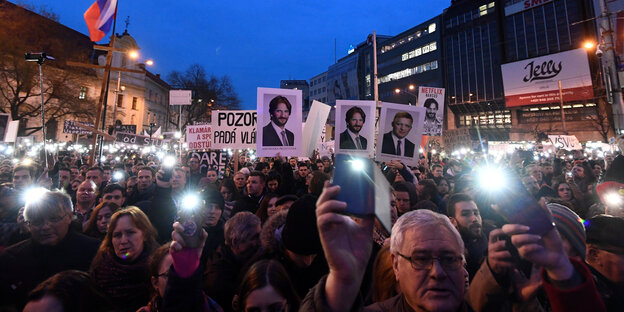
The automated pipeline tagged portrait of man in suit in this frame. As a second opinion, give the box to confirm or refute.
[339,106,367,150]
[381,111,415,157]
[262,95,294,146]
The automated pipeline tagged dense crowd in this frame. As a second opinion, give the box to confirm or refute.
[0,137,623,312]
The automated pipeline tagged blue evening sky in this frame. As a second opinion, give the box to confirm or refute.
[28,0,450,109]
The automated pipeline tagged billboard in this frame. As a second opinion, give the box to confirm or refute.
[326,53,359,106]
[501,49,593,107]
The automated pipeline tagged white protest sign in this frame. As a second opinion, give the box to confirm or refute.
[4,120,19,143]
[186,125,212,150]
[169,90,192,105]
[376,102,426,167]
[302,101,331,157]
[548,135,581,150]
[319,140,335,157]
[256,88,303,157]
[418,87,445,136]
[212,110,257,149]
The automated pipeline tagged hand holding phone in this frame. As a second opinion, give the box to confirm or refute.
[331,154,375,217]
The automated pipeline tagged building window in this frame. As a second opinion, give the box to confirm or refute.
[401,42,436,62]
[117,94,124,108]
[132,97,138,110]
[79,86,87,100]
[428,23,436,33]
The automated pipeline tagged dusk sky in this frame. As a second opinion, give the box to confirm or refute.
[28,0,450,109]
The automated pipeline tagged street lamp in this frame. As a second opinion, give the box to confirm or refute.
[25,52,55,168]
[111,51,153,131]
[583,41,596,50]
[395,87,418,105]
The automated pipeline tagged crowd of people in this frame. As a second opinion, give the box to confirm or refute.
[0,137,622,312]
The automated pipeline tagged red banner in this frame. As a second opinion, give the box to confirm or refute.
[505,85,594,107]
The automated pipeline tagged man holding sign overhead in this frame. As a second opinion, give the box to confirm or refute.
[262,96,295,146]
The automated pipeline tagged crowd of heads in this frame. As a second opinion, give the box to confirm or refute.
[0,135,623,311]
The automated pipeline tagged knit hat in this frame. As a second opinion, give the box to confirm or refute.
[585,215,624,250]
[547,203,586,259]
[282,195,322,255]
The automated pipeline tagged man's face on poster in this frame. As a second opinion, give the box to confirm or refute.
[426,101,438,119]
[347,112,364,134]
[270,102,290,127]
[392,116,412,139]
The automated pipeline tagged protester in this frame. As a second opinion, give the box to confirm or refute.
[23,270,113,312]
[83,202,121,240]
[74,180,98,229]
[232,171,266,215]
[89,207,159,312]
[255,193,279,224]
[204,211,262,310]
[101,183,127,207]
[0,190,100,309]
[234,259,300,312]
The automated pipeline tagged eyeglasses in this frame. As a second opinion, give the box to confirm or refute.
[26,213,68,227]
[397,252,463,271]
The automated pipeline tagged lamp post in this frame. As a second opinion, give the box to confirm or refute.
[395,85,418,105]
[25,52,55,168]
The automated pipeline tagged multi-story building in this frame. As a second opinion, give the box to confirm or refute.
[376,15,444,106]
[0,1,171,142]
[309,72,327,105]
[443,0,510,141]
[280,80,310,111]
[500,0,606,141]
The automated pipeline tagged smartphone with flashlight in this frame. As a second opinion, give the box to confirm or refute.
[161,155,176,182]
[490,170,555,236]
[177,194,206,249]
[331,153,375,216]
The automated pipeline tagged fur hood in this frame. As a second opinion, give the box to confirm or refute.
[261,210,288,256]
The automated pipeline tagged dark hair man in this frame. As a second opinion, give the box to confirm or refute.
[101,183,126,207]
[0,191,100,307]
[86,167,104,190]
[232,171,266,215]
[266,171,281,194]
[339,106,367,150]
[585,215,624,309]
[423,98,442,135]
[12,165,34,190]
[381,112,415,157]
[262,95,294,146]
[446,193,488,280]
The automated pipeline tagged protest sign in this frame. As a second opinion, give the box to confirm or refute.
[186,125,212,150]
[548,135,581,150]
[115,124,137,134]
[256,87,302,157]
[302,101,331,157]
[376,102,425,167]
[212,110,257,149]
[319,140,335,158]
[335,100,376,157]
[170,90,192,105]
[116,132,162,146]
[418,87,445,136]
[187,151,230,175]
[63,120,94,135]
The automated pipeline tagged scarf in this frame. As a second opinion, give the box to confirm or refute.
[91,250,151,312]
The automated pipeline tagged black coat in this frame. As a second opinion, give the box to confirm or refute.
[0,229,100,309]
[262,123,294,146]
[129,184,177,244]
[381,132,415,157]
[339,130,368,150]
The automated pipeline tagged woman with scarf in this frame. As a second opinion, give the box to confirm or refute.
[90,207,158,312]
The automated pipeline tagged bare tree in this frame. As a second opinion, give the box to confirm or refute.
[587,100,613,143]
[167,64,240,128]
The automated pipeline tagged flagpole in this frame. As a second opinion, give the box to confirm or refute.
[89,2,118,166]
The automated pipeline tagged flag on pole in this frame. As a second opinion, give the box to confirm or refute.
[84,0,118,42]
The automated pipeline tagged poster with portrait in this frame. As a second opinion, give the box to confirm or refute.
[335,100,376,158]
[417,87,444,136]
[376,102,425,167]
[256,87,303,157]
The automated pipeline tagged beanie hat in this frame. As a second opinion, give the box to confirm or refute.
[282,195,322,255]
[547,203,586,259]
[585,214,624,250]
